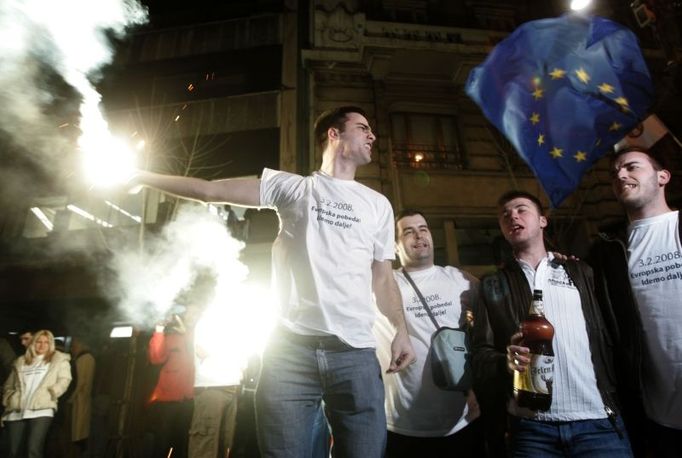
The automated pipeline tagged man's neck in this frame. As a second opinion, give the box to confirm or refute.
[402,262,434,273]
[513,243,548,270]
[320,151,357,180]
[627,199,673,222]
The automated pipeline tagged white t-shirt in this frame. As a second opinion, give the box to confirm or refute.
[515,255,606,421]
[3,355,54,421]
[374,265,477,436]
[627,210,682,429]
[260,168,395,348]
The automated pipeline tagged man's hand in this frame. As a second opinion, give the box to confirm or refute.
[387,329,416,373]
[465,389,481,421]
[506,331,530,374]
[551,251,580,263]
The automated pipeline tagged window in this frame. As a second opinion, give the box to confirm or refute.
[390,112,466,170]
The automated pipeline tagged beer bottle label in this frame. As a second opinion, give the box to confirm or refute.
[514,353,554,395]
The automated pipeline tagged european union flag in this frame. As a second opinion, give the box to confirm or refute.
[465,14,654,207]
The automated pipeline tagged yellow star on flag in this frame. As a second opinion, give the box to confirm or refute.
[609,121,622,131]
[537,134,545,146]
[598,83,615,94]
[575,67,591,84]
[529,112,540,125]
[532,88,544,100]
[550,147,563,158]
[549,68,566,79]
[614,96,630,111]
[574,151,587,162]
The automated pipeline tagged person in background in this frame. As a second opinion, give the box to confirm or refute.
[0,336,16,385]
[67,337,95,457]
[2,329,72,458]
[189,304,242,458]
[147,313,194,458]
[374,209,483,457]
[19,331,33,350]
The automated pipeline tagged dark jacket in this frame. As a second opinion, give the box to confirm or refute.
[585,215,682,456]
[472,258,620,420]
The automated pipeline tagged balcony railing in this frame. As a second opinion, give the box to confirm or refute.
[392,143,466,170]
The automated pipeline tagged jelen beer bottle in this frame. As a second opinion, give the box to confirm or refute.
[513,289,555,411]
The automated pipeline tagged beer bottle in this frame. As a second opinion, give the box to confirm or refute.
[513,289,555,411]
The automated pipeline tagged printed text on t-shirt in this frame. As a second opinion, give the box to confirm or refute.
[405,293,451,318]
[311,202,361,230]
[631,250,682,286]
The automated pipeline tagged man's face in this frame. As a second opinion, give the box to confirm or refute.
[498,197,547,249]
[611,151,667,211]
[396,213,434,269]
[336,112,376,165]
[20,332,32,348]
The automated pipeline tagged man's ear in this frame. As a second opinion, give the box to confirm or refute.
[658,169,671,187]
[539,215,548,229]
[328,127,339,140]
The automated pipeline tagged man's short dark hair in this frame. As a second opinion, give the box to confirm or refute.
[313,106,368,150]
[612,146,666,171]
[497,190,545,216]
[395,208,426,224]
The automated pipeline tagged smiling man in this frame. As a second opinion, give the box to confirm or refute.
[374,209,483,457]
[131,106,415,457]
[589,147,682,457]
[473,190,632,457]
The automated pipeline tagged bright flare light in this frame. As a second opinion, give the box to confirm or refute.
[81,132,138,187]
[194,282,278,382]
[570,0,592,11]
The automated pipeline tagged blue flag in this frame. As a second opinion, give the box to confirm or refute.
[465,14,654,207]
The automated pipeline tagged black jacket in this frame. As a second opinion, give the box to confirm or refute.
[585,215,682,456]
[472,258,620,419]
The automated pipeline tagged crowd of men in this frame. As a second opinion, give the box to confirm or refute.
[4,106,678,458]
[130,106,680,458]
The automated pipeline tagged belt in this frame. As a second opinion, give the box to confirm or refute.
[194,385,239,394]
[276,326,355,351]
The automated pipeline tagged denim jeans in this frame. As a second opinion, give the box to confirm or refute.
[255,328,386,458]
[510,416,633,458]
[6,416,53,458]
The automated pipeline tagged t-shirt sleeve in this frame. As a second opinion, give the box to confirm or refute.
[259,168,304,209]
[374,196,395,261]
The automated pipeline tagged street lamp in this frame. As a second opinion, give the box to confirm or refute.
[570,0,592,11]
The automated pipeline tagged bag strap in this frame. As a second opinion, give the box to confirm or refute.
[402,268,441,330]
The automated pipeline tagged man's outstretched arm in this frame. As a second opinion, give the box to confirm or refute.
[372,259,416,373]
[131,171,261,207]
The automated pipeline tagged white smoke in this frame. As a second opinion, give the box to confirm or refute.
[0,0,147,182]
[111,204,250,325]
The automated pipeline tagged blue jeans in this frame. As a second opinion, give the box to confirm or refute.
[510,416,633,457]
[255,328,386,458]
[5,417,53,458]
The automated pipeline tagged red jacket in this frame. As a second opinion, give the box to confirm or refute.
[147,331,194,403]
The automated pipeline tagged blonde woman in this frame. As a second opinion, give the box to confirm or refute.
[2,330,72,458]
